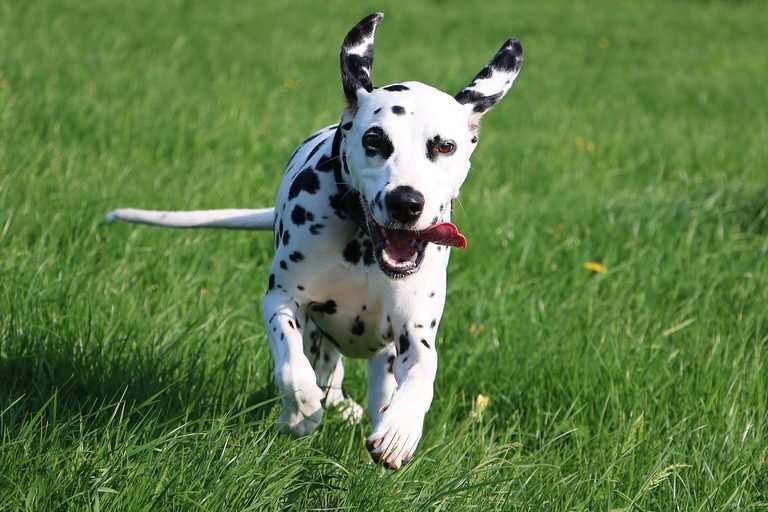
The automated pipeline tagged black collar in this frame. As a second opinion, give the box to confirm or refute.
[330,126,367,230]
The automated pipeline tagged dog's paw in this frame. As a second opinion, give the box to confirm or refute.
[365,403,424,469]
[333,398,364,424]
[278,386,324,437]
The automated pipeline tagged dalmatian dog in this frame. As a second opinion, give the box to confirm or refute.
[106,13,523,469]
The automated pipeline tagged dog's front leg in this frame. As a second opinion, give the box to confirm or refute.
[262,292,324,437]
[366,319,439,469]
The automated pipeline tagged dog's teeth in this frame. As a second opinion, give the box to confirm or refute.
[409,251,418,263]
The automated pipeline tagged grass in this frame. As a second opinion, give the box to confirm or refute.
[1,0,766,509]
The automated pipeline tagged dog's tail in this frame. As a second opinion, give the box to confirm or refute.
[105,208,274,230]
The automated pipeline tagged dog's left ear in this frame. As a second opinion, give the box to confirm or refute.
[455,39,524,130]
[340,13,384,110]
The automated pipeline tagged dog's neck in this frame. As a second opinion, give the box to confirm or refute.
[331,126,367,231]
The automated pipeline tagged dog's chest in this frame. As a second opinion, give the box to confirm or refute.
[306,278,395,359]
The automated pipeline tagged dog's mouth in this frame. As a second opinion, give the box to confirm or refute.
[361,200,467,278]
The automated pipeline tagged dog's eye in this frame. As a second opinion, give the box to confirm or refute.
[363,132,383,150]
[437,141,456,155]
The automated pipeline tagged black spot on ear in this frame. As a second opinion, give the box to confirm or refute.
[311,300,337,315]
[288,168,320,200]
[291,205,309,226]
[289,251,304,262]
[268,273,275,290]
[383,84,410,92]
[343,239,362,265]
[420,339,431,349]
[351,317,366,336]
[455,89,504,114]
[398,333,411,354]
[391,105,405,115]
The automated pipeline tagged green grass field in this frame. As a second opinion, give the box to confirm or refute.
[1,0,766,509]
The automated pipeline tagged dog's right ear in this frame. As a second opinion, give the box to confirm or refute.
[340,13,384,110]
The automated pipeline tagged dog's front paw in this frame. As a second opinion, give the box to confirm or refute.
[365,403,425,469]
[278,385,324,437]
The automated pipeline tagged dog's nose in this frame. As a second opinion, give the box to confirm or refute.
[386,186,425,225]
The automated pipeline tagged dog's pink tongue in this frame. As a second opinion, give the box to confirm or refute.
[419,222,467,249]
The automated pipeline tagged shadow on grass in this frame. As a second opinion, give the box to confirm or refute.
[0,319,278,431]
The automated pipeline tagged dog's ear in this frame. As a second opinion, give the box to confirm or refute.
[340,13,384,109]
[455,39,523,130]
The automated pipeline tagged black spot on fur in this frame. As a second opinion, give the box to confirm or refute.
[391,105,405,115]
[316,153,338,173]
[421,339,431,349]
[471,136,478,144]
[398,334,411,354]
[311,300,337,315]
[351,317,366,336]
[429,291,436,298]
[341,121,353,130]
[289,251,304,262]
[383,84,410,92]
[343,239,362,265]
[279,260,287,270]
[282,231,290,246]
[288,168,321,200]
[362,126,394,159]
[373,108,382,115]
[309,223,324,235]
[387,355,395,373]
[287,131,324,164]
[430,319,437,328]
[287,320,294,329]
[297,285,305,291]
[268,273,275,290]
[341,155,350,175]
[362,240,375,266]
[291,205,309,226]
[303,141,323,166]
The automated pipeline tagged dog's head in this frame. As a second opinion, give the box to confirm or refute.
[338,13,523,278]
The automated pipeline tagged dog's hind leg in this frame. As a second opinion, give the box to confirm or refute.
[303,321,363,423]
